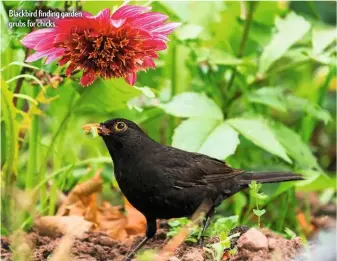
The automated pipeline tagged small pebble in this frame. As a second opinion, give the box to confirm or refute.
[237,228,268,251]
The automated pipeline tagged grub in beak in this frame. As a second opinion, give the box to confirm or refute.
[82,123,111,137]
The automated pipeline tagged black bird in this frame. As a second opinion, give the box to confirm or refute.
[84,118,303,260]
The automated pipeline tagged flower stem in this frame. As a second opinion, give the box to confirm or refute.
[37,109,72,214]
[25,88,39,189]
[226,2,258,95]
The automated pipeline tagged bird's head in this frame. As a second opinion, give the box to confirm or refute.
[82,118,149,158]
[83,118,145,138]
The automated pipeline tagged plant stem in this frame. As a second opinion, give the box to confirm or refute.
[37,109,72,214]
[25,88,39,189]
[226,2,258,94]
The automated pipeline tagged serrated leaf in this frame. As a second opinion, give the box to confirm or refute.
[160,92,223,120]
[199,122,239,160]
[227,118,292,163]
[248,87,287,112]
[172,118,239,160]
[172,117,220,152]
[253,209,266,217]
[270,121,320,170]
[259,12,311,73]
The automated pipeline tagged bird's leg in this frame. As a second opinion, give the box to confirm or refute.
[198,208,215,246]
[123,237,149,261]
[123,218,156,261]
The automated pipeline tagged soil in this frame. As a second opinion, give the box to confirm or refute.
[1,227,305,261]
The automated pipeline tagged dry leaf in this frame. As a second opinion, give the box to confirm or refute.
[53,170,146,240]
[124,197,147,235]
[34,216,96,238]
[57,171,102,216]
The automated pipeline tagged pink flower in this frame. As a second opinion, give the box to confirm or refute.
[21,5,180,86]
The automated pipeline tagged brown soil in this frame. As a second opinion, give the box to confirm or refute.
[1,228,304,261]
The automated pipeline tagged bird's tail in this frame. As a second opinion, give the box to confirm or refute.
[236,171,304,186]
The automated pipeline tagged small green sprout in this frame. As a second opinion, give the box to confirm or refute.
[284,227,297,239]
[249,181,268,227]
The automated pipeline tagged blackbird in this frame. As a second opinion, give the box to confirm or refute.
[84,118,303,260]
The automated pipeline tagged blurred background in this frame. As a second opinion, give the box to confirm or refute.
[1,0,336,248]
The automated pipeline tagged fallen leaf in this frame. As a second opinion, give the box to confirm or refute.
[34,216,96,238]
[53,170,146,240]
[124,197,147,235]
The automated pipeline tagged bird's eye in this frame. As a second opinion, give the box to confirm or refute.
[115,122,127,132]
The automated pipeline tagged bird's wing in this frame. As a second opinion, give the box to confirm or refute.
[150,146,242,188]
[193,155,243,184]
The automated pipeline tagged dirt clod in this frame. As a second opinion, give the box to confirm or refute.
[2,227,304,261]
[231,228,302,261]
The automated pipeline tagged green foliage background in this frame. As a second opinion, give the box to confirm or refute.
[1,0,336,239]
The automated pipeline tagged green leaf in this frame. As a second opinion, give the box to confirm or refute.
[172,117,220,152]
[270,121,320,169]
[248,87,331,123]
[227,118,292,163]
[259,12,311,73]
[253,209,266,217]
[312,27,336,54]
[199,122,239,160]
[133,86,155,98]
[248,87,287,112]
[172,118,239,160]
[176,24,203,40]
[160,92,223,120]
[75,78,141,114]
[284,227,297,239]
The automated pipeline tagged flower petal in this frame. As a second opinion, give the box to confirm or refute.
[125,72,137,85]
[131,13,168,29]
[151,22,181,35]
[143,58,155,69]
[65,63,78,76]
[45,49,65,64]
[34,35,56,51]
[26,48,65,63]
[94,8,111,21]
[80,70,98,87]
[21,28,54,48]
[112,5,151,20]
[111,18,126,28]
